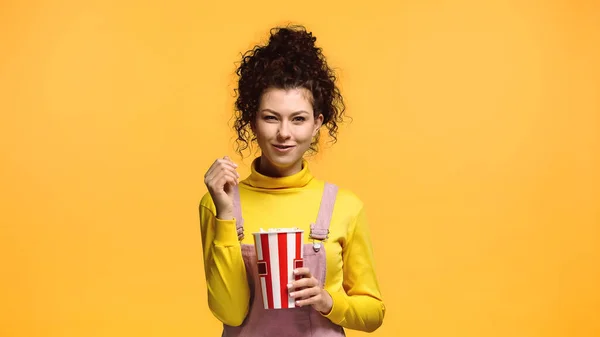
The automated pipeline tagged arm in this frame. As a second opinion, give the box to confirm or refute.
[322,205,386,332]
[199,198,250,326]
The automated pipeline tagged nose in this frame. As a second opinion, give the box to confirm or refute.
[277,121,291,140]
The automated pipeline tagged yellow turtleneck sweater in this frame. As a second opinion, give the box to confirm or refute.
[198,159,385,332]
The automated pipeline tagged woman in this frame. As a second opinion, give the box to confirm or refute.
[199,25,385,336]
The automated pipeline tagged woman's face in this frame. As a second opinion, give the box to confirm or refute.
[252,87,323,177]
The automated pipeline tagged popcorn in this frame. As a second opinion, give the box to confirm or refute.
[252,228,304,309]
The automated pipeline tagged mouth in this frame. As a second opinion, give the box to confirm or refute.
[272,144,295,151]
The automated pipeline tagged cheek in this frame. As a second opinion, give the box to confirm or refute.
[299,127,317,142]
[254,123,272,140]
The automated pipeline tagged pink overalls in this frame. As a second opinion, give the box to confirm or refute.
[221,183,346,337]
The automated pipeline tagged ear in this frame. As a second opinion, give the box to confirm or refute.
[312,113,324,137]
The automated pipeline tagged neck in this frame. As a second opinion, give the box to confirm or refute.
[243,157,313,189]
[257,156,303,178]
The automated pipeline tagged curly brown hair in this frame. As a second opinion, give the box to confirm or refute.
[232,25,347,156]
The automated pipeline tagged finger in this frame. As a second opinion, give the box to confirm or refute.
[289,286,321,300]
[223,165,240,179]
[214,171,239,188]
[204,169,223,186]
[205,158,238,179]
[289,268,313,290]
[206,166,239,185]
[216,160,239,175]
[204,171,216,185]
[289,276,318,291]
[224,170,240,185]
[220,158,238,168]
[293,268,311,278]
[295,292,322,307]
[205,158,225,176]
[216,162,240,180]
[204,165,216,181]
[222,156,239,168]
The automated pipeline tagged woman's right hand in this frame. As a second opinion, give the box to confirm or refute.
[204,156,240,220]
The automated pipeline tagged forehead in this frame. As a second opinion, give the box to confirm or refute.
[259,87,314,113]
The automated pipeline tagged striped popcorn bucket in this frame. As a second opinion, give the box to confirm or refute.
[252,229,304,309]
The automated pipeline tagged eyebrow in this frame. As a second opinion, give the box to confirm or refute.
[260,109,311,116]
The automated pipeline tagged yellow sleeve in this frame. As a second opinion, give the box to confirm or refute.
[198,196,250,326]
[322,205,386,332]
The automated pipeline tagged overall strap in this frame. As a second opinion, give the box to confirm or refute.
[232,185,245,240]
[310,182,339,241]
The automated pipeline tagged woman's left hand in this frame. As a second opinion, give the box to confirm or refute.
[288,267,333,314]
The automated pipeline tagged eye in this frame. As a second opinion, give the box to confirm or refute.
[264,115,277,121]
[293,116,306,122]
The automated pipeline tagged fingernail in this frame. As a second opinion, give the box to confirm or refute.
[289,292,295,297]
[293,270,298,275]
[287,283,292,288]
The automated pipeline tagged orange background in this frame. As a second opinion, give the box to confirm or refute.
[1,1,599,336]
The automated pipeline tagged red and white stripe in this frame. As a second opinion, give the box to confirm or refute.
[254,230,303,309]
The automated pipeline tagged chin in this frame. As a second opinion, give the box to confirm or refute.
[262,152,303,169]
[267,155,301,168]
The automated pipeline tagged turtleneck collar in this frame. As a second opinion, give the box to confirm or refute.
[242,157,314,189]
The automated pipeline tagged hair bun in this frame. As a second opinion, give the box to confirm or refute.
[267,26,320,62]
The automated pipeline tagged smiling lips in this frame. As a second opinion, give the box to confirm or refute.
[273,144,295,152]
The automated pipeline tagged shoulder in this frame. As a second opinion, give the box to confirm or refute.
[327,182,365,216]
